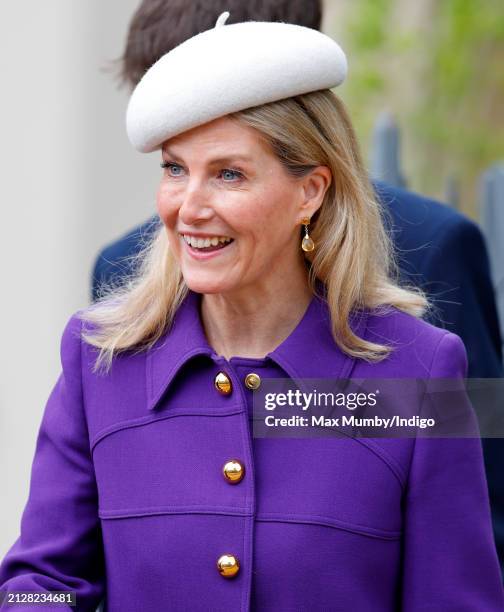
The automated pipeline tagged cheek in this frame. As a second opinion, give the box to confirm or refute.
[155,184,183,257]
[247,185,298,242]
[156,182,180,225]
[226,195,267,239]
[231,196,294,266]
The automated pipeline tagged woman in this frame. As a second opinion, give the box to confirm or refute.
[1,13,502,612]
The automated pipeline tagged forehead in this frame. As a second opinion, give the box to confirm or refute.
[162,116,270,160]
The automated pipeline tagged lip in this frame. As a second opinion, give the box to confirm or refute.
[178,231,233,239]
[180,234,234,261]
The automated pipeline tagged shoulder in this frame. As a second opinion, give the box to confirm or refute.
[58,308,150,432]
[362,306,467,378]
[58,312,85,374]
[59,308,108,378]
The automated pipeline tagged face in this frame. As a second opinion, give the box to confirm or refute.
[156,116,329,296]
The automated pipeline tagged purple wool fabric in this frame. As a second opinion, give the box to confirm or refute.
[1,291,503,611]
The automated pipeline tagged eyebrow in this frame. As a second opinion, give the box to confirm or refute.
[162,147,254,165]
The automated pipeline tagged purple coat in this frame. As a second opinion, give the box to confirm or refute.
[1,291,503,611]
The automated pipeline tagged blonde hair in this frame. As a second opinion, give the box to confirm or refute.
[82,90,427,372]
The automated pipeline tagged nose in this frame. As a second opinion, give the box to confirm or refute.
[178,179,214,226]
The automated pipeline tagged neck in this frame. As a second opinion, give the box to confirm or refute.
[200,273,314,360]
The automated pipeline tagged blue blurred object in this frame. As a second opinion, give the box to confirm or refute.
[370,112,407,189]
[480,162,504,359]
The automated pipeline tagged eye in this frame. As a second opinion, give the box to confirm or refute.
[220,168,243,181]
[160,161,184,177]
[159,161,244,182]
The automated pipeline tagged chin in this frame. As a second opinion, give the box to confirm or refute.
[183,275,234,296]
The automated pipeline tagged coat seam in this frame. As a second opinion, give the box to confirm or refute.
[99,505,253,518]
[405,330,451,482]
[98,507,400,540]
[352,438,407,489]
[90,406,245,452]
[77,316,94,458]
[255,513,401,541]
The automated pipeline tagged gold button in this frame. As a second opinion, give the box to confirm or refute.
[217,553,240,578]
[214,372,232,395]
[223,459,245,484]
[244,372,261,390]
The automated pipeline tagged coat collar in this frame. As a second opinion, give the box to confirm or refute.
[146,289,368,411]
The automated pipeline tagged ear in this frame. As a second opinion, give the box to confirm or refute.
[298,166,332,220]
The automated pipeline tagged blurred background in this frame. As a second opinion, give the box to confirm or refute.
[330,0,504,216]
[0,0,503,556]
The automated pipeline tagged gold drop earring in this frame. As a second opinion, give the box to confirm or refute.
[301,217,315,252]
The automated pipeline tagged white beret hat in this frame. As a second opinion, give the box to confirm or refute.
[126,11,347,153]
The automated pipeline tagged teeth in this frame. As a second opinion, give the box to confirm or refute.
[182,234,233,249]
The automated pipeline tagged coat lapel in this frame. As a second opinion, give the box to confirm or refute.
[146,290,368,411]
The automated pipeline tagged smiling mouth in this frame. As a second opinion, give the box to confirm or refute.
[180,233,235,253]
